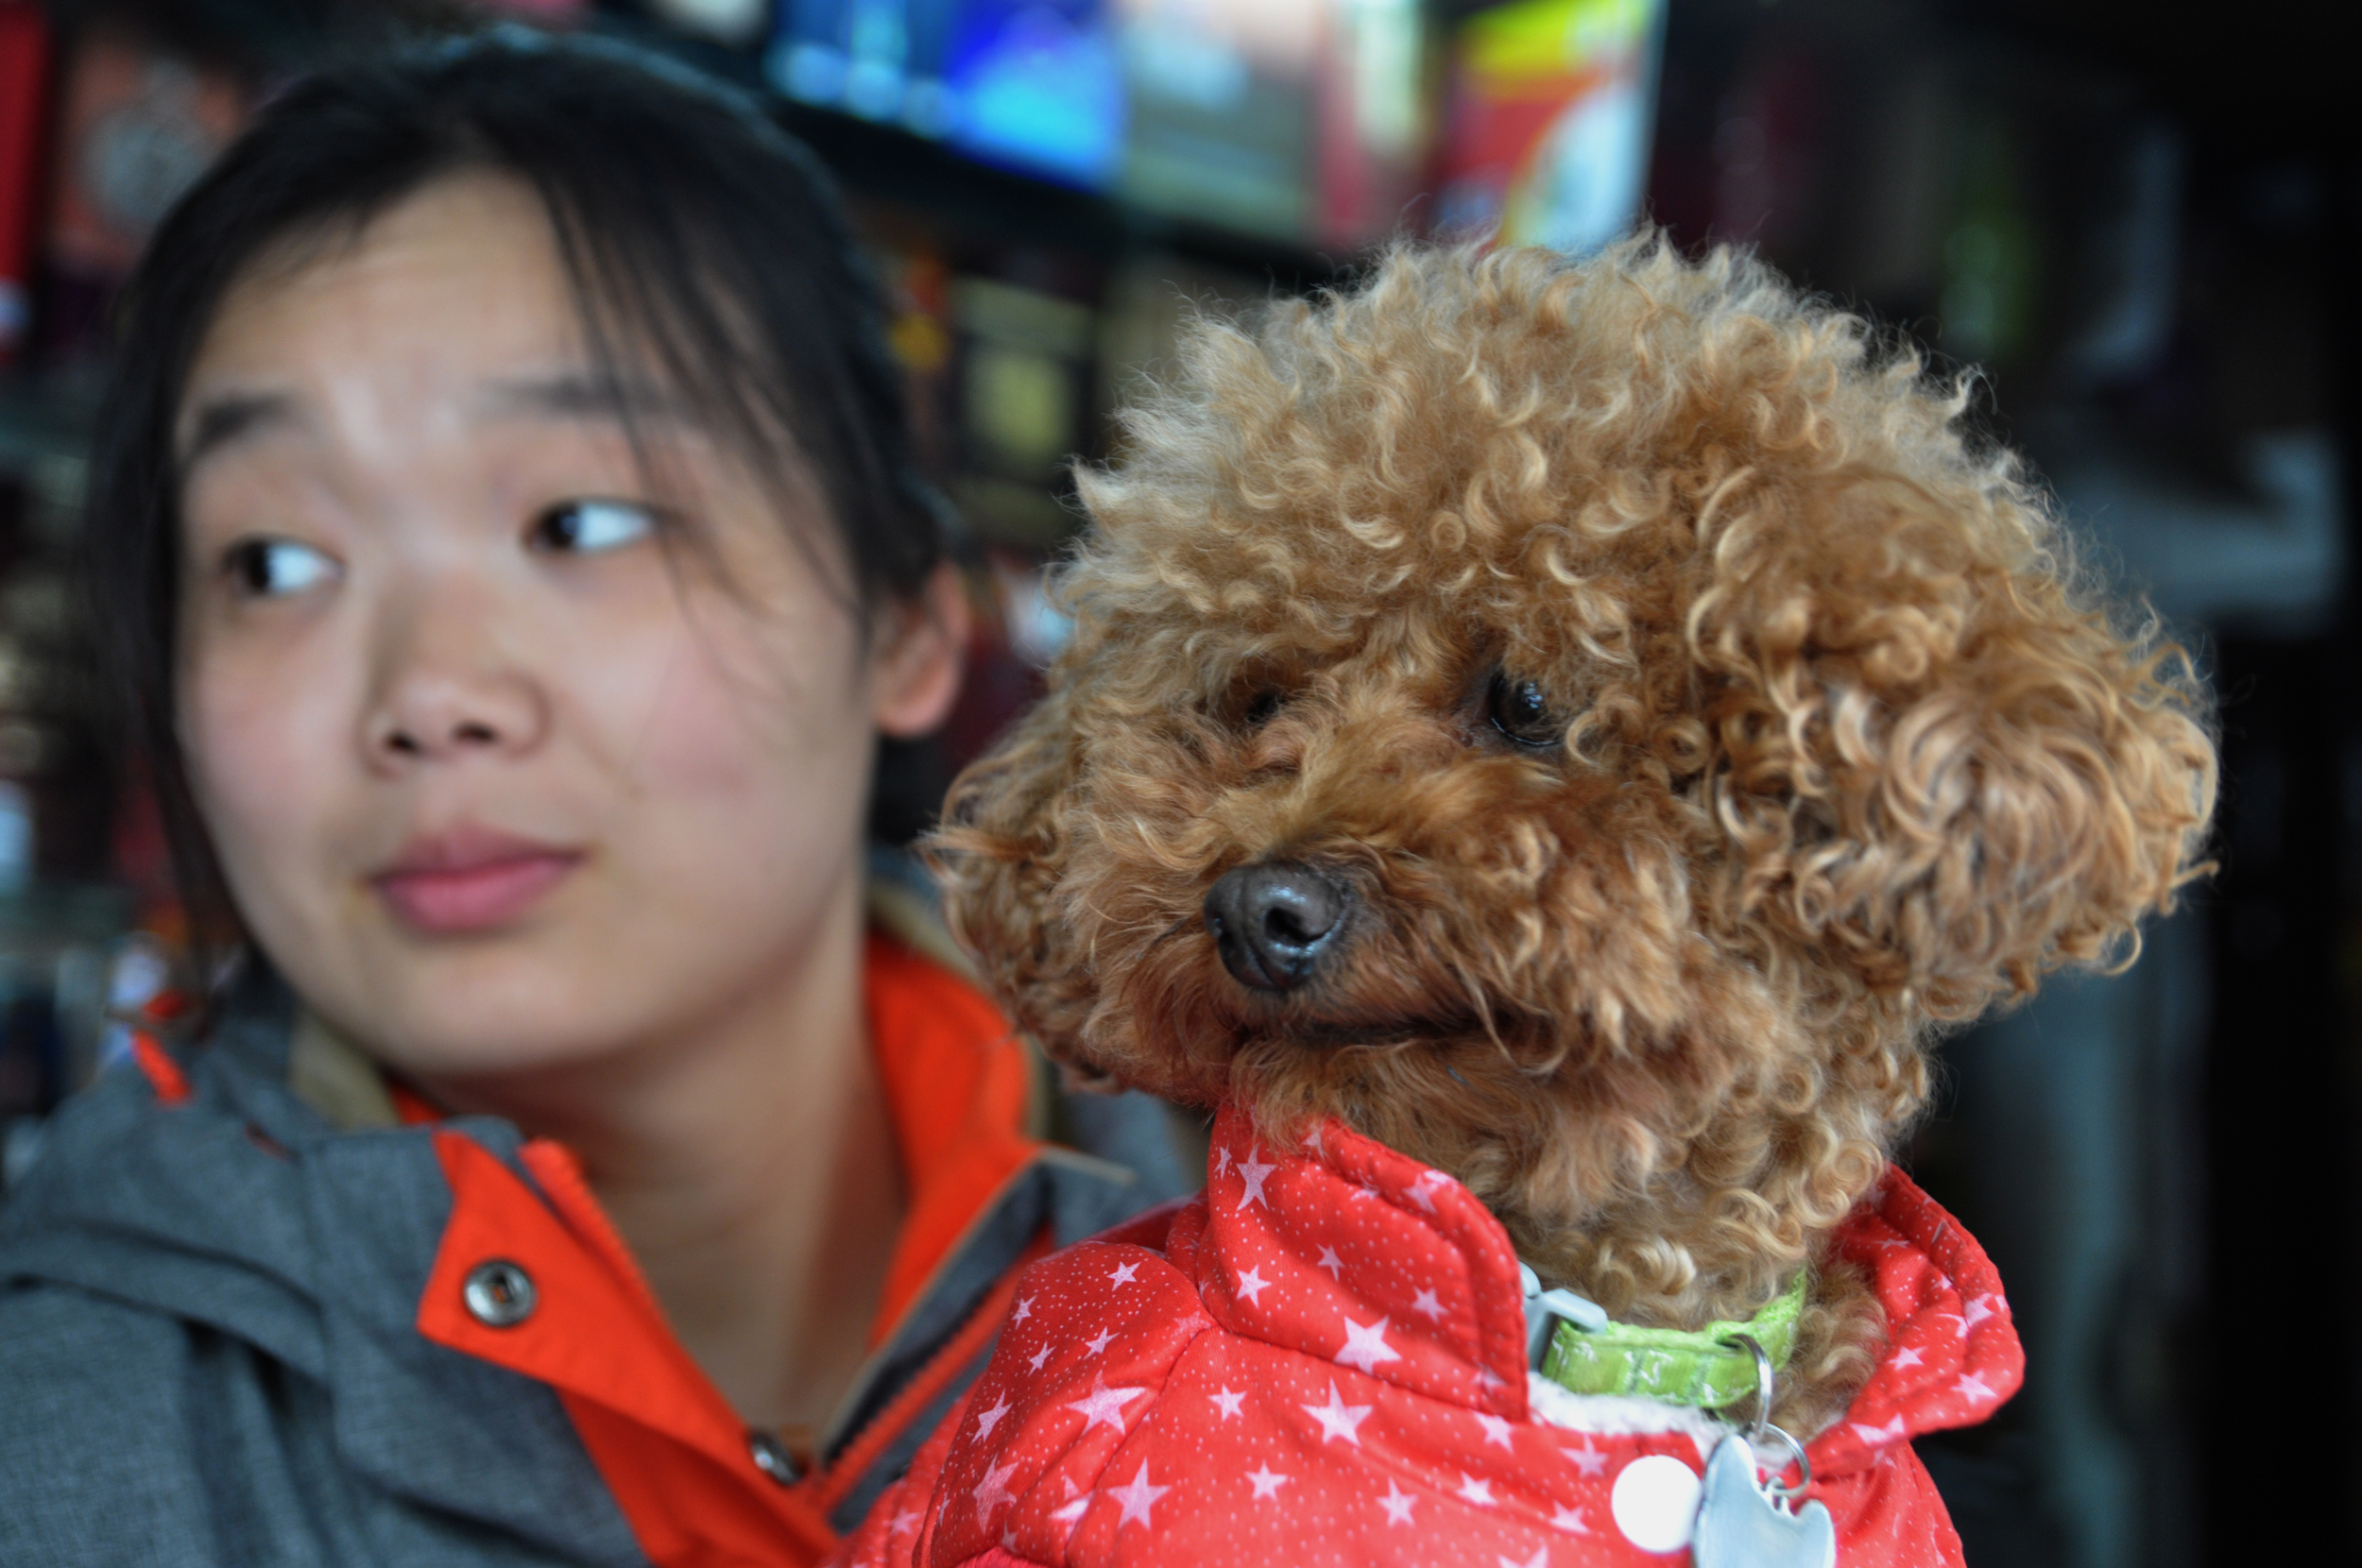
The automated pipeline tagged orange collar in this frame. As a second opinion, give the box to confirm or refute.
[407,929,1044,1566]
[396,929,1039,1346]
[860,930,1039,1342]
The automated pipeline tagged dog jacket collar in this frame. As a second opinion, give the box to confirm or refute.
[1533,1270,1808,1408]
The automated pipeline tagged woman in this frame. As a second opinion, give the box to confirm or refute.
[0,32,1172,1567]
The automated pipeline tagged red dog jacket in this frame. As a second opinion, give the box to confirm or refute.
[836,1104,2022,1568]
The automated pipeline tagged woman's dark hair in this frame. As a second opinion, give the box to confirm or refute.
[79,28,950,945]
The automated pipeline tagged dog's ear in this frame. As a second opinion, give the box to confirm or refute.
[924,689,1115,1083]
[1686,469,2217,1018]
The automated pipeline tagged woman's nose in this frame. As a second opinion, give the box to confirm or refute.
[370,689,535,758]
[363,600,551,765]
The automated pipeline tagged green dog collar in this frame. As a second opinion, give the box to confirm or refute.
[1537,1271,1808,1408]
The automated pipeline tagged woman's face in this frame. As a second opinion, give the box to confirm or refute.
[175,171,958,1080]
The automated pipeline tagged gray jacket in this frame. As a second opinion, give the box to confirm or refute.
[0,968,1179,1566]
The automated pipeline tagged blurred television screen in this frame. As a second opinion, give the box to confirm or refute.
[771,0,1127,188]
[1436,0,1661,254]
[1114,0,1313,237]
[772,0,1424,243]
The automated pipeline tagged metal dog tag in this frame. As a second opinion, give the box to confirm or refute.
[1692,1434,1835,1568]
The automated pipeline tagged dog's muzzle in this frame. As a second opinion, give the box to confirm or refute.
[1203,861,1351,993]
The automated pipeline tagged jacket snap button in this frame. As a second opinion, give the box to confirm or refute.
[747,1429,799,1486]
[1611,1453,1703,1553]
[461,1259,537,1328]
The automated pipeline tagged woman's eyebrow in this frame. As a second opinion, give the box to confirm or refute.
[480,371,694,426]
[180,390,300,474]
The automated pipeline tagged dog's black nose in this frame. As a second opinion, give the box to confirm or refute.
[1204,861,1351,993]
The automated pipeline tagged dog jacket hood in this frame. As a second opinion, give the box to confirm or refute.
[835,1103,2021,1568]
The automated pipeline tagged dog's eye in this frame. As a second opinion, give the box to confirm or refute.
[1241,690,1284,728]
[1486,671,1562,749]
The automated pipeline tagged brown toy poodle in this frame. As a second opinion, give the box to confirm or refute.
[929,236,2216,1435]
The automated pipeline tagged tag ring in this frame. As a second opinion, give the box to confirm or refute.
[1747,1419,1813,1499]
[1718,1333,1776,1438]
[1718,1333,1813,1499]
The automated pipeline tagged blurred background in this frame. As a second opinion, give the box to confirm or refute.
[0,0,2349,1561]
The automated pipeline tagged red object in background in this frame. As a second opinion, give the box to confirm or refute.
[1311,0,1429,250]
[0,0,53,366]
[37,23,249,367]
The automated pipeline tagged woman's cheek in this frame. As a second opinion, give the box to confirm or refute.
[608,614,872,882]
[180,631,356,914]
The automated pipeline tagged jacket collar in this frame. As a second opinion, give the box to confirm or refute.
[0,997,652,1565]
[4,943,1150,1559]
[1171,1101,2024,1464]
[1179,1102,1533,1421]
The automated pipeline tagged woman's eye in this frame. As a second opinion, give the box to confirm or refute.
[224,537,338,598]
[529,499,657,555]
[1486,670,1561,748]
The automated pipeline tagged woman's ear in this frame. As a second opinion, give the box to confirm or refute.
[871,561,970,739]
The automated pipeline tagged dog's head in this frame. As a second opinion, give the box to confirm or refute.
[931,240,2214,1314]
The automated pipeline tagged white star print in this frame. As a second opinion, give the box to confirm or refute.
[1551,1505,1590,1534]
[1891,1345,1924,1370]
[1051,1493,1090,1525]
[1499,1549,1549,1568]
[971,1394,1012,1440]
[1239,1150,1277,1208]
[1458,1472,1496,1506]
[1234,1265,1271,1305]
[1026,1344,1053,1372]
[1108,1260,1140,1287]
[1475,1412,1515,1449]
[1012,1296,1033,1323]
[1246,1464,1290,1500]
[1850,1413,1908,1444]
[1108,1462,1170,1528]
[1563,1442,1607,1477]
[1301,1380,1374,1445]
[1211,1387,1245,1420]
[1378,1479,1416,1525]
[1214,1144,1233,1177]
[972,1458,1019,1523]
[1961,1294,2000,1330]
[1477,1367,1506,1391]
[1084,1328,1115,1355]
[1959,1372,1996,1404]
[1304,1124,1326,1157]
[1317,1246,1344,1277]
[1337,1313,1400,1374]
[1412,1287,1446,1321]
[1065,1375,1147,1434]
[890,1508,922,1536]
[1406,1170,1449,1214]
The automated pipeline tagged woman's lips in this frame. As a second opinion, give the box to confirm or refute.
[373,833,582,933]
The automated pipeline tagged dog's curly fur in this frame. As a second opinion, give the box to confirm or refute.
[929,238,2216,1434]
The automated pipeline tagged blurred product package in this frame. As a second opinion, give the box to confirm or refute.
[33,14,249,377]
[1435,0,1662,254]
